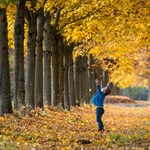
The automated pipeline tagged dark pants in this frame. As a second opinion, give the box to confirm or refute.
[96,107,104,130]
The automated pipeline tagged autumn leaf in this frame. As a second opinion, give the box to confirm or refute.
[0,103,150,149]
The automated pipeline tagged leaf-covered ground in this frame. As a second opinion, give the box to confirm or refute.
[0,103,150,150]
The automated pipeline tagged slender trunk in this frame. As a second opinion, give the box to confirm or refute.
[14,0,25,109]
[43,11,51,105]
[51,9,60,106]
[64,46,70,110]
[116,87,121,95]
[102,70,108,87]
[0,8,12,114]
[128,87,132,98]
[112,85,121,95]
[74,56,80,106]
[82,56,89,104]
[109,83,118,95]
[78,56,83,104]
[88,54,95,99]
[68,44,75,106]
[51,32,59,106]
[58,36,64,107]
[25,9,37,109]
[99,68,103,87]
[35,8,44,107]
[95,67,103,87]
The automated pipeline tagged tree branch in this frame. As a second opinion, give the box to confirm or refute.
[53,8,60,30]
[59,9,99,31]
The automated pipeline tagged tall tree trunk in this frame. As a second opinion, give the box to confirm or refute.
[35,8,44,107]
[0,8,12,114]
[68,44,75,106]
[58,36,64,107]
[51,32,59,106]
[88,54,95,100]
[112,86,120,95]
[82,56,89,104]
[14,0,25,109]
[51,9,60,107]
[128,87,132,98]
[111,84,121,95]
[95,67,103,87]
[25,8,37,109]
[99,68,103,87]
[78,56,83,104]
[102,70,108,87]
[74,56,80,106]
[43,11,51,105]
[64,46,70,110]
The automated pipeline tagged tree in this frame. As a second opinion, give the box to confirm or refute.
[25,0,37,108]
[88,54,96,99]
[0,7,12,114]
[43,11,51,105]
[68,43,75,106]
[51,9,60,106]
[1,0,149,113]
[74,56,80,106]
[14,0,26,109]
[82,56,89,104]
[58,35,64,107]
[35,7,44,107]
[64,43,70,110]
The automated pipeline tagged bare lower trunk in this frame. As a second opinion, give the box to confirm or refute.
[79,56,85,104]
[74,56,80,106]
[64,46,70,110]
[51,32,59,106]
[113,86,121,95]
[0,9,12,114]
[14,0,25,109]
[82,56,89,104]
[58,36,64,107]
[102,70,108,87]
[35,8,44,108]
[68,44,75,106]
[78,56,83,104]
[25,9,37,109]
[98,68,103,87]
[88,54,95,99]
[43,11,51,105]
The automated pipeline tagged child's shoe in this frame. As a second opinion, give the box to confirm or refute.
[98,129,105,133]
[98,129,109,133]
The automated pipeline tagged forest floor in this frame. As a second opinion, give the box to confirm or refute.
[0,98,150,150]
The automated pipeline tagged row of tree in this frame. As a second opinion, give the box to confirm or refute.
[0,0,150,114]
[0,0,119,114]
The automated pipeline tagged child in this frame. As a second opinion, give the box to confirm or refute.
[91,79,111,133]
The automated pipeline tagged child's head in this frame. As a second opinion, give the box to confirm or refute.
[102,87,111,95]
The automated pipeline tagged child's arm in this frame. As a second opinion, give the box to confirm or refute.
[95,79,103,94]
[106,82,110,88]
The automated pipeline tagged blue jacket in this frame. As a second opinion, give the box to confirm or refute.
[91,85,106,107]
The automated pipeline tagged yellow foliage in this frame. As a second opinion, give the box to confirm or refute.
[4,0,150,87]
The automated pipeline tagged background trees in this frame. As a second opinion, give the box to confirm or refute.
[0,0,150,114]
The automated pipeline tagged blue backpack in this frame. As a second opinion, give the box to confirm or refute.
[91,92,100,106]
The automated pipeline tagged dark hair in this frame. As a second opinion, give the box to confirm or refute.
[105,88,111,95]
